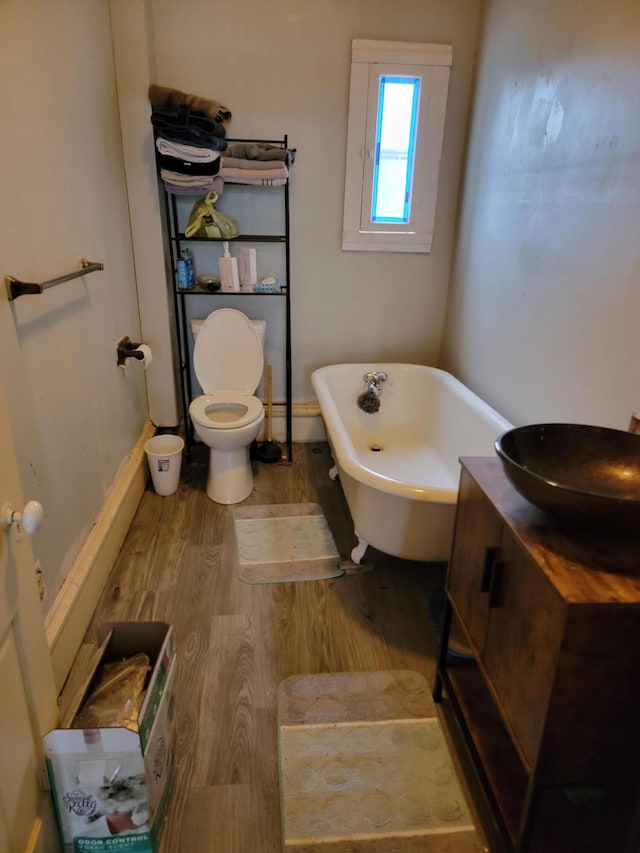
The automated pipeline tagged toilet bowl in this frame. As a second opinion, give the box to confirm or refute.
[189,308,265,504]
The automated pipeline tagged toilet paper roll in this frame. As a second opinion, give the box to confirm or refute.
[134,344,153,369]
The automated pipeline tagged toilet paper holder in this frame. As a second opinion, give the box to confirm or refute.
[116,336,145,366]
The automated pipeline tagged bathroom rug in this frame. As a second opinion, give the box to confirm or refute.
[277,670,483,852]
[233,502,346,583]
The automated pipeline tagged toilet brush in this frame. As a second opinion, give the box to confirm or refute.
[258,364,282,463]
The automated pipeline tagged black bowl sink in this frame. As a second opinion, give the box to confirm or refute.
[495,423,640,535]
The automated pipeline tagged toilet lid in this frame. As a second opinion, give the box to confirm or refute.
[193,308,263,394]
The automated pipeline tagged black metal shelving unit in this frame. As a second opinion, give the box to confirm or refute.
[157,136,293,463]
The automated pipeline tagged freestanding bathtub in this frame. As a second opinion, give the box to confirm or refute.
[311,363,512,564]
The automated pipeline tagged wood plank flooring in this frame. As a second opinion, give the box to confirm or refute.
[60,442,450,852]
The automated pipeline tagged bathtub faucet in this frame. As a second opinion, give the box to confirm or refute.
[363,371,388,397]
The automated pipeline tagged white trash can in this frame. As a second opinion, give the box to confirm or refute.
[144,434,184,496]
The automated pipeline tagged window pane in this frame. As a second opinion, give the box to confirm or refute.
[371,75,421,224]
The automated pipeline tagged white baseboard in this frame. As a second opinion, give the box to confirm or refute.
[268,401,327,443]
[45,421,156,694]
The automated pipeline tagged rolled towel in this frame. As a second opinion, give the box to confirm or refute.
[221,156,286,171]
[149,84,232,123]
[226,142,296,166]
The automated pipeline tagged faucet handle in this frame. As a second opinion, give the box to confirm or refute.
[363,371,387,384]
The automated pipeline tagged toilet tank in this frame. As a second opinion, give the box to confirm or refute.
[190,316,266,350]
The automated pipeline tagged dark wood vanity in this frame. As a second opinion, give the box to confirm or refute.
[434,457,640,852]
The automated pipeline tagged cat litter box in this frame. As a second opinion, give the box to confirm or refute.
[44,622,176,853]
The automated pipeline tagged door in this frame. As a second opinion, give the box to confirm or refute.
[0,381,59,852]
[482,526,562,769]
[447,468,503,655]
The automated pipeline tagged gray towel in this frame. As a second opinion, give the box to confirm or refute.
[226,142,296,166]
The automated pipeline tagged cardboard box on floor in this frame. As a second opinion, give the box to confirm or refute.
[44,622,176,853]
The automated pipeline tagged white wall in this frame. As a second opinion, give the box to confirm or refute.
[442,0,640,429]
[0,0,148,613]
[0,0,482,620]
[137,0,483,402]
[2,0,635,632]
[8,0,635,631]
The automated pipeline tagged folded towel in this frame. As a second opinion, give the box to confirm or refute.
[226,142,296,166]
[157,154,221,176]
[221,156,286,171]
[149,84,232,123]
[156,136,221,162]
[220,174,288,187]
[152,123,228,150]
[160,168,221,185]
[151,108,227,140]
[162,175,224,196]
[219,165,289,184]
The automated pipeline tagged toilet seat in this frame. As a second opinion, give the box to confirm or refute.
[189,392,263,430]
[189,309,265,504]
[193,308,263,395]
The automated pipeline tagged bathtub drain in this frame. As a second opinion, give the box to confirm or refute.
[370,444,382,452]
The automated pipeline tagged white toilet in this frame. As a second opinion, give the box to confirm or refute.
[189,308,265,504]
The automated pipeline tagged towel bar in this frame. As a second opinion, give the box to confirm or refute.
[5,258,104,301]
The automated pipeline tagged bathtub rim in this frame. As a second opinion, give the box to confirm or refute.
[311,362,512,504]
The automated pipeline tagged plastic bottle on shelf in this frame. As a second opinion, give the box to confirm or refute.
[218,241,240,292]
[184,247,195,289]
[177,252,189,290]
[238,246,257,292]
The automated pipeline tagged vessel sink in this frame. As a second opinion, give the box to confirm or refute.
[495,423,640,534]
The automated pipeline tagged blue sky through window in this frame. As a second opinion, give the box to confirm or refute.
[371,75,421,224]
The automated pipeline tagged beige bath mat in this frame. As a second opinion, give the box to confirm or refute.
[278,670,484,852]
[233,503,345,584]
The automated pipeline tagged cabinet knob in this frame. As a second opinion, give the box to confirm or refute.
[1,500,44,534]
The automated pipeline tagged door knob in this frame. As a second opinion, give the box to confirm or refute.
[1,500,44,534]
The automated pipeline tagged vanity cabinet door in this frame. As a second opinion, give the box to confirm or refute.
[448,466,564,768]
[482,526,563,769]
[447,467,503,656]
[441,458,640,852]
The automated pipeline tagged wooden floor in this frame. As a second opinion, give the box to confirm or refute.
[61,442,452,852]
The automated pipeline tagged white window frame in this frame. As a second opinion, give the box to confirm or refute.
[342,40,453,253]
